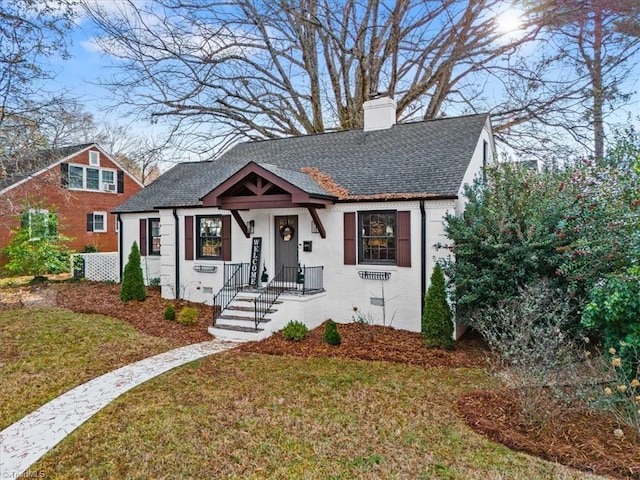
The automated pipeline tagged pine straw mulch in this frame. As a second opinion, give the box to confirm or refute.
[1,280,639,478]
[237,320,490,369]
[457,390,640,480]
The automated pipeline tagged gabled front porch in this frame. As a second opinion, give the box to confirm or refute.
[209,262,326,341]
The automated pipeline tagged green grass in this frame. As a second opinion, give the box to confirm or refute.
[0,307,176,429]
[31,353,606,479]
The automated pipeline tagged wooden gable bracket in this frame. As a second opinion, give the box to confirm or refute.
[230,210,250,238]
[308,207,326,239]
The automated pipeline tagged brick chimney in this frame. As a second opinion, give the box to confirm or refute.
[363,96,397,131]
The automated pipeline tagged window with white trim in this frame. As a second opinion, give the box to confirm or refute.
[149,218,161,255]
[89,151,100,166]
[87,212,107,233]
[67,164,117,192]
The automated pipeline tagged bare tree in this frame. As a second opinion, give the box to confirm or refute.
[510,0,640,160]
[0,0,74,126]
[81,0,547,156]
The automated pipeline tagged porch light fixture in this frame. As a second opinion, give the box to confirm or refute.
[248,220,255,234]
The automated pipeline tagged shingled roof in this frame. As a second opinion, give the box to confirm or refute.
[0,143,94,191]
[113,113,490,213]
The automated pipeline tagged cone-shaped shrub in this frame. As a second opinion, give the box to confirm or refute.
[120,241,146,302]
[164,304,176,321]
[323,320,341,346]
[422,264,454,350]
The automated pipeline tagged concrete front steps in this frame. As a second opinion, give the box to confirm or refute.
[208,292,284,341]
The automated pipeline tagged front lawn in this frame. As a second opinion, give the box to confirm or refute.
[29,352,604,479]
[0,308,176,429]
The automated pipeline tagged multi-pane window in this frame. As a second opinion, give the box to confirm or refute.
[197,216,222,258]
[89,151,100,166]
[67,164,116,192]
[149,218,161,255]
[359,211,396,264]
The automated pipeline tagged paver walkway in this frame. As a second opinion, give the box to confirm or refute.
[0,339,240,479]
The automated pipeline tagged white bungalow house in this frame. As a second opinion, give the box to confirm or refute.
[113,98,495,340]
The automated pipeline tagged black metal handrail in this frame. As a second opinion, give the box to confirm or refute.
[212,263,250,325]
[254,265,324,328]
[254,266,285,329]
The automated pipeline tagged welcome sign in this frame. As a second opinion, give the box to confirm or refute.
[249,237,262,286]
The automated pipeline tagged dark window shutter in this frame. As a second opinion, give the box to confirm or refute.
[61,163,68,187]
[117,171,124,193]
[221,215,232,261]
[343,212,356,265]
[139,219,147,256]
[87,213,94,232]
[184,216,194,260]
[397,211,411,267]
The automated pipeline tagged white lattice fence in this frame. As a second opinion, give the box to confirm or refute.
[72,253,120,282]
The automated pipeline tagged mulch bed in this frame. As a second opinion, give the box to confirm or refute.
[1,279,639,478]
[238,320,490,369]
[54,281,213,345]
[457,390,640,480]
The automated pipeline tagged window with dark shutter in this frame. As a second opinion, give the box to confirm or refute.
[139,219,147,256]
[343,212,356,265]
[87,213,94,232]
[117,171,124,193]
[185,216,194,260]
[221,215,232,261]
[61,163,69,187]
[397,211,411,267]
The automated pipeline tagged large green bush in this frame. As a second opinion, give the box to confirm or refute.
[440,162,575,320]
[422,264,453,350]
[120,241,146,302]
[3,207,71,278]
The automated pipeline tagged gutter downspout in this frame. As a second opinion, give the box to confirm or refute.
[173,209,180,300]
[420,200,426,318]
[117,214,123,282]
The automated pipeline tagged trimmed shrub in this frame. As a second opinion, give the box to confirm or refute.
[422,264,454,350]
[282,320,308,341]
[323,320,341,346]
[120,241,146,302]
[178,306,198,326]
[164,304,176,321]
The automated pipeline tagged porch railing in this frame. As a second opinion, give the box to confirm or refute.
[254,265,324,328]
[212,263,250,325]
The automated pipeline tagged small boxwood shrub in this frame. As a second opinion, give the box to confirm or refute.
[282,320,308,341]
[323,320,341,346]
[164,304,176,321]
[177,306,198,326]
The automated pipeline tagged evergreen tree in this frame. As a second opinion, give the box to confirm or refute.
[120,241,146,301]
[323,320,342,346]
[422,264,454,350]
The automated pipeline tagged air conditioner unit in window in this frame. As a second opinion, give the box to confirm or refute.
[102,183,116,192]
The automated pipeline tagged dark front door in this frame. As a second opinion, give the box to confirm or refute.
[275,215,298,281]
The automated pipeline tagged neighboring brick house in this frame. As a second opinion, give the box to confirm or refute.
[0,143,144,259]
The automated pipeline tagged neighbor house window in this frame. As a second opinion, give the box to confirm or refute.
[197,215,222,258]
[149,218,161,255]
[21,209,55,240]
[89,151,100,166]
[67,163,117,192]
[359,211,396,264]
[87,212,107,233]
